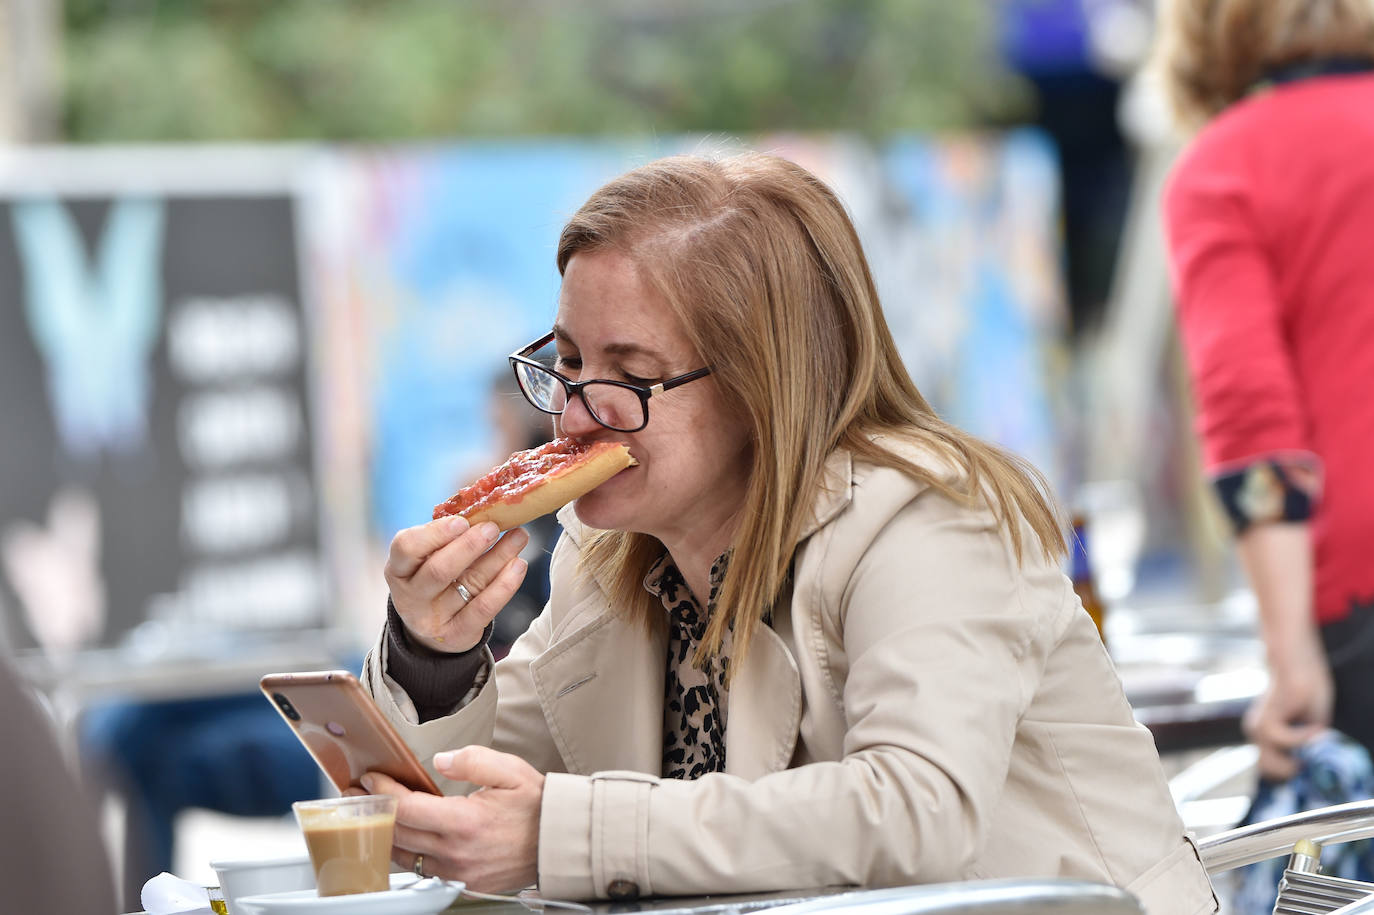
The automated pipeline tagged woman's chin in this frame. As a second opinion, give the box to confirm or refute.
[570,467,638,530]
[571,491,627,532]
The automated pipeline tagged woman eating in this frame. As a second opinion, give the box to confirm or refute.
[360,152,1218,915]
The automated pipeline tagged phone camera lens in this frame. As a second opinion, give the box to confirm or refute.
[272,693,301,722]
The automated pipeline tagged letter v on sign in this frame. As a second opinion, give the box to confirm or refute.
[10,197,166,459]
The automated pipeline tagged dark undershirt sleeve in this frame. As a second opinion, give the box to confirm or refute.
[383,596,491,723]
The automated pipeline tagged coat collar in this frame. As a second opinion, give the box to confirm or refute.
[799,448,853,540]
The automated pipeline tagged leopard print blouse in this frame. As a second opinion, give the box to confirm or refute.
[645,551,733,780]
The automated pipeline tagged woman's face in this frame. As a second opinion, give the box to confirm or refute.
[553,249,752,554]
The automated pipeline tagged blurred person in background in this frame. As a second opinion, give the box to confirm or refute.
[81,692,322,908]
[1,654,115,914]
[1154,0,1374,780]
[360,153,1217,914]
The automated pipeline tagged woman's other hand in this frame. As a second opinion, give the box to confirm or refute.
[1243,641,1334,780]
[1237,522,1331,780]
[361,746,544,892]
[385,516,529,653]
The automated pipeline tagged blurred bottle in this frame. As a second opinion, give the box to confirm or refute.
[1071,514,1108,644]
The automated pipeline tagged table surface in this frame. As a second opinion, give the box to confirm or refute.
[122,885,854,915]
[125,880,1152,914]
[16,630,349,706]
[449,887,854,915]
[1109,599,1265,754]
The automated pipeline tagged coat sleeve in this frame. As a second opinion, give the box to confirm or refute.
[361,539,572,793]
[361,626,499,794]
[536,489,1064,899]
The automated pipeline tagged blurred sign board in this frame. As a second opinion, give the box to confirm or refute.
[0,135,1071,668]
[0,147,328,658]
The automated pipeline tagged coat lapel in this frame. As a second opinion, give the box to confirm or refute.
[724,622,802,779]
[723,450,846,778]
[528,598,666,776]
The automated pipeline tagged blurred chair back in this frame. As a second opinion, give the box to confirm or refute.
[0,654,116,913]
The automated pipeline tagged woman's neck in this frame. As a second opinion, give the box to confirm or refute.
[661,517,737,608]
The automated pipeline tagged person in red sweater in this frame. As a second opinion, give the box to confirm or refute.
[1155,0,1374,779]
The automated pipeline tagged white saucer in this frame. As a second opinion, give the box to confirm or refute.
[235,872,465,915]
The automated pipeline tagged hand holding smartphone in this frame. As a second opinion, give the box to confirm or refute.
[260,670,440,795]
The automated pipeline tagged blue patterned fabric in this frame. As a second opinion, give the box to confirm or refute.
[1230,732,1374,914]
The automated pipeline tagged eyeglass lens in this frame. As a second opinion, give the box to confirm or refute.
[513,361,646,432]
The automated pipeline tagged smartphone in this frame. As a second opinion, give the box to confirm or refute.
[260,669,441,795]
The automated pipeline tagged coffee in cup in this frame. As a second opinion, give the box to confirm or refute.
[292,795,397,897]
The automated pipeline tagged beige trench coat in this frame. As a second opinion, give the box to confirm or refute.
[363,446,1218,914]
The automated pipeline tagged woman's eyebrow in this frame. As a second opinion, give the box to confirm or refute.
[552,325,665,361]
[602,341,665,360]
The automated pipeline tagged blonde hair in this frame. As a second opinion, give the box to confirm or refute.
[1152,0,1374,127]
[557,153,1065,667]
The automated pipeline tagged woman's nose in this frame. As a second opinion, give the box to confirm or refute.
[556,389,601,437]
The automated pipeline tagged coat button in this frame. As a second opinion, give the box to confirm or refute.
[607,879,640,900]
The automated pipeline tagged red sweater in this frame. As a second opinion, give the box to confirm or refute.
[1164,72,1374,624]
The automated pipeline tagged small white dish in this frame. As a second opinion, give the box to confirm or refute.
[210,854,316,915]
[235,873,465,915]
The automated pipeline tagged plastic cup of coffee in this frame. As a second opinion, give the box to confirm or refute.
[292,795,398,897]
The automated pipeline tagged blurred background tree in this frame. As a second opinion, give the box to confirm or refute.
[60,0,1032,141]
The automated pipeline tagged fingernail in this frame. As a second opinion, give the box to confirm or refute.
[447,516,470,534]
[360,774,376,792]
[477,522,500,542]
[513,558,528,574]
[433,751,455,768]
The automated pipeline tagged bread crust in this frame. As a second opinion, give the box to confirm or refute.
[435,441,634,531]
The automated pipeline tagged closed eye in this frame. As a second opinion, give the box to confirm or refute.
[558,355,656,386]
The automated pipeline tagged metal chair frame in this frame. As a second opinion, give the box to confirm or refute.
[753,880,1142,915]
[1197,797,1374,914]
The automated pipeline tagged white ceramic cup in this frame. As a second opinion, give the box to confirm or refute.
[209,854,316,915]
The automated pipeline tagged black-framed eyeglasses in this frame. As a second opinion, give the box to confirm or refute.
[508,331,713,433]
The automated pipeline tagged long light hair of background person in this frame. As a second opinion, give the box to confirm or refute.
[1151,0,1374,128]
[557,153,1066,671]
